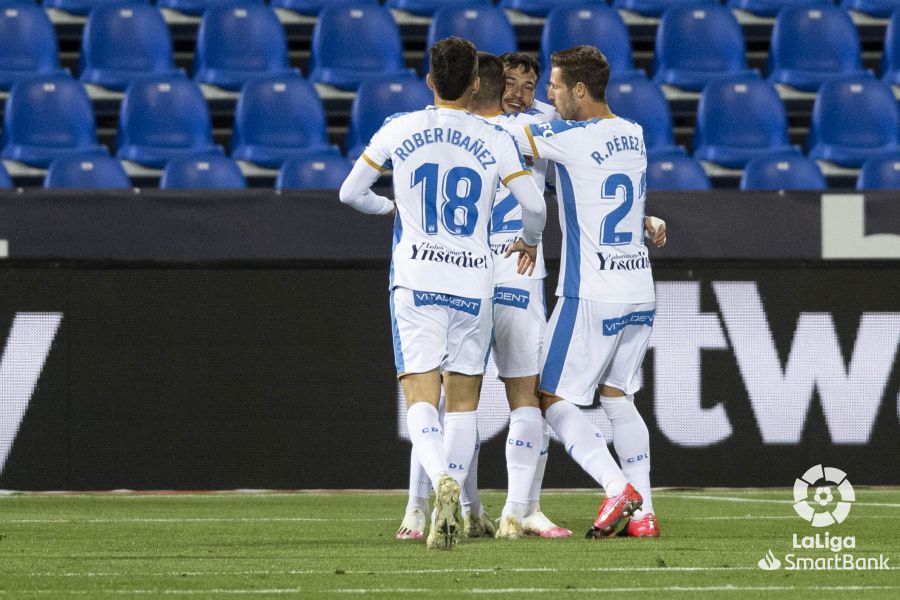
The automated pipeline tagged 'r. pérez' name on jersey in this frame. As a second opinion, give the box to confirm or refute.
[391,127,497,169]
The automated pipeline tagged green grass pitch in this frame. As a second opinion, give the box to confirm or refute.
[0,488,897,598]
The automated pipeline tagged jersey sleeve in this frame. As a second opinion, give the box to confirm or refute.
[495,129,532,187]
[522,120,583,162]
[359,119,395,174]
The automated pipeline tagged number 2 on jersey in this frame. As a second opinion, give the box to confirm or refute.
[599,172,645,246]
[413,163,481,237]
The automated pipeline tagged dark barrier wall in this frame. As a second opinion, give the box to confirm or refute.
[0,191,897,489]
[0,262,897,489]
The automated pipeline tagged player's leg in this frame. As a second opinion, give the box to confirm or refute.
[461,427,496,538]
[600,301,658,537]
[397,448,430,540]
[538,297,642,538]
[392,288,459,549]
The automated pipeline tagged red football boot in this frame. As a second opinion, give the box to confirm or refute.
[586,483,643,539]
[624,513,660,537]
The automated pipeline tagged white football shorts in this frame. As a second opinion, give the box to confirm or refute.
[539,298,655,406]
[390,286,492,377]
[491,279,547,378]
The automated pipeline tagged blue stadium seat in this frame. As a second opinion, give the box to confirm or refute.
[739,155,827,190]
[881,9,900,84]
[541,4,635,77]
[231,74,334,168]
[726,0,831,18]
[857,155,900,189]
[501,0,600,18]
[808,77,900,167]
[156,0,261,18]
[612,0,718,18]
[841,0,900,18]
[606,72,684,157]
[767,6,868,92]
[277,151,353,190]
[389,0,490,17]
[0,162,12,189]
[79,6,181,92]
[160,154,247,189]
[310,4,411,91]
[271,0,377,16]
[117,77,223,168]
[194,5,295,91]
[0,4,67,90]
[346,75,432,160]
[693,78,798,169]
[43,155,131,189]
[43,0,147,17]
[426,6,516,73]
[647,155,711,190]
[652,5,757,92]
[1,76,107,167]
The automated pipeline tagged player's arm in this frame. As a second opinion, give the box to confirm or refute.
[510,121,573,162]
[503,174,546,276]
[338,156,395,215]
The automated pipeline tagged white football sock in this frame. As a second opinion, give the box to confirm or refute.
[406,402,448,490]
[502,406,543,519]
[442,410,478,488]
[601,394,653,514]
[461,429,482,517]
[406,447,430,513]
[544,400,626,496]
[527,421,552,515]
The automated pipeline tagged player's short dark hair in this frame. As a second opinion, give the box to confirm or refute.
[551,45,610,102]
[429,37,478,101]
[471,52,505,107]
[501,52,541,80]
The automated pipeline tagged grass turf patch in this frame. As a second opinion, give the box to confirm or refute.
[0,488,897,598]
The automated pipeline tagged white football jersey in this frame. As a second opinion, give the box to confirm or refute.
[487,111,548,284]
[362,106,531,299]
[528,99,560,121]
[520,117,654,303]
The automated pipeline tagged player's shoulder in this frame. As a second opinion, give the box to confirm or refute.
[496,111,542,127]
[468,112,520,140]
[528,99,559,120]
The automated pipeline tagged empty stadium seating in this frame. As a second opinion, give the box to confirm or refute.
[739,155,827,190]
[727,0,833,18]
[1,75,107,167]
[693,77,798,169]
[156,0,262,18]
[0,162,12,189]
[116,77,223,168]
[502,0,598,18]
[277,152,354,189]
[231,75,334,168]
[0,4,67,90]
[309,4,411,91]
[856,155,900,189]
[881,8,900,84]
[652,4,757,91]
[160,154,247,189]
[426,5,517,72]
[841,0,900,18]
[194,5,296,91]
[808,76,900,167]
[272,0,378,16]
[613,0,718,18]
[606,72,684,157]
[43,154,131,189]
[647,154,712,190]
[79,5,181,92]
[767,5,869,92]
[44,0,147,18]
[541,4,635,76]
[389,0,490,17]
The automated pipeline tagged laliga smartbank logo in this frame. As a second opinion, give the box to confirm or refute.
[757,465,891,572]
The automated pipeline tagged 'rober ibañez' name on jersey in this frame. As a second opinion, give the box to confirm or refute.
[392,128,497,169]
[590,134,646,165]
[411,242,489,269]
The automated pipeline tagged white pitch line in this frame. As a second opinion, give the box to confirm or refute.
[673,494,900,508]
[26,567,765,578]
[688,515,900,520]
[0,517,395,524]
[335,586,900,595]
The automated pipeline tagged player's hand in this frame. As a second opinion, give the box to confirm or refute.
[644,216,667,248]
[505,239,538,276]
